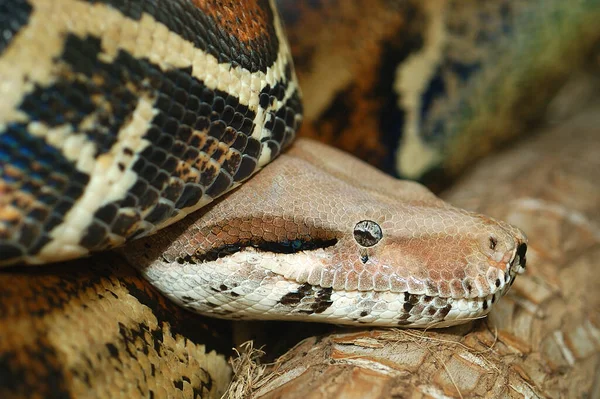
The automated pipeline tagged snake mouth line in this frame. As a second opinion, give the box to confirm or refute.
[172,238,339,264]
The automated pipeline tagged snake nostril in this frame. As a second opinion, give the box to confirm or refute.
[489,236,497,250]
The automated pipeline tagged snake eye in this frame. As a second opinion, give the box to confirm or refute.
[353,220,383,247]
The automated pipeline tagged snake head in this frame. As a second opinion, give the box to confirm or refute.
[125,139,527,327]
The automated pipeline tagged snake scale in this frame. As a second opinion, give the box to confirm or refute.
[1,0,598,397]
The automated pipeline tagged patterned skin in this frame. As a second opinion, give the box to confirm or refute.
[0,0,301,265]
[124,139,527,327]
[0,255,233,398]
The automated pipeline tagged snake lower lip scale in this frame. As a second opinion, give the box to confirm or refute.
[0,0,527,328]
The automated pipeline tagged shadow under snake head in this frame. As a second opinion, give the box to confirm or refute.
[123,139,527,328]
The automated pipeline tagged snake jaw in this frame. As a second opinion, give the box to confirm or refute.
[128,216,528,328]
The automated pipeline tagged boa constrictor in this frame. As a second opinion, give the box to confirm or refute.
[0,0,529,329]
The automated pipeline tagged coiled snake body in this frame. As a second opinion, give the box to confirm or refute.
[0,0,529,332]
[1,0,302,265]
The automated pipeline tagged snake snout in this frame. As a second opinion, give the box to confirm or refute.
[511,242,527,273]
[488,223,527,298]
[497,221,528,276]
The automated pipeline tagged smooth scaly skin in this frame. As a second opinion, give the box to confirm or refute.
[123,138,527,327]
[0,0,301,266]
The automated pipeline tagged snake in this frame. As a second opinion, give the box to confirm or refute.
[0,0,532,330]
[4,0,599,396]
[9,2,600,397]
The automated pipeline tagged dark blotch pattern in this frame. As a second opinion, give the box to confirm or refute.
[311,288,333,314]
[439,304,452,318]
[181,245,242,264]
[377,6,427,176]
[279,283,313,306]
[0,0,32,55]
[398,292,454,325]
[259,84,301,162]
[34,35,138,155]
[0,337,70,399]
[0,124,89,260]
[278,284,333,315]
